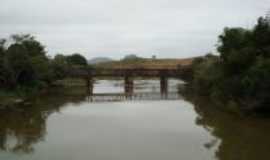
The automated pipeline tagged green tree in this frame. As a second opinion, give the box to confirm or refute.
[66,53,88,66]
[12,34,52,86]
[0,39,6,87]
[217,27,253,62]
[1,34,53,88]
[6,44,34,87]
[241,58,270,110]
[31,56,53,84]
[192,16,270,112]
[11,34,46,57]
[51,54,68,79]
[253,17,270,57]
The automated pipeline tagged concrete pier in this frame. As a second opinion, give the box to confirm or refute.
[124,76,134,96]
[160,76,168,96]
[86,77,94,95]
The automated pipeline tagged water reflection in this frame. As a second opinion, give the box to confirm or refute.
[87,92,181,102]
[186,95,270,160]
[0,108,46,153]
[0,80,270,160]
[88,79,182,102]
[0,87,86,154]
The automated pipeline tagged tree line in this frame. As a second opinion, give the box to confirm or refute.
[0,34,88,91]
[191,16,270,113]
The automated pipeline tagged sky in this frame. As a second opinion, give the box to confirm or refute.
[0,0,269,59]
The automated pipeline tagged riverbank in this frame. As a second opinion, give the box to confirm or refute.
[0,78,87,109]
[179,83,270,117]
[0,88,41,109]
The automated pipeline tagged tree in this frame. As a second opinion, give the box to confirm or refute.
[0,34,55,88]
[31,55,53,84]
[6,44,34,87]
[217,27,253,62]
[253,17,270,57]
[192,15,270,112]
[11,34,53,86]
[11,34,46,57]
[0,39,5,54]
[122,54,142,61]
[54,54,67,64]
[66,53,87,66]
[0,39,6,87]
[51,54,68,79]
[0,34,92,91]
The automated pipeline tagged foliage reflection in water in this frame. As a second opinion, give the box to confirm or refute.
[0,79,269,160]
[188,96,270,160]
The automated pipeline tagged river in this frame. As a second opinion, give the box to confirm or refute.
[0,79,270,160]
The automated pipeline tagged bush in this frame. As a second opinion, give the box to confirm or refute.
[0,34,90,92]
[192,16,270,113]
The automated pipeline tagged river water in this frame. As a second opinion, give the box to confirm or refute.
[0,79,270,160]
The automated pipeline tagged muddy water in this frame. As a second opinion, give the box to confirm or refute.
[0,79,269,160]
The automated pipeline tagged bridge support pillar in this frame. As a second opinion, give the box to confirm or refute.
[86,77,94,95]
[160,76,168,96]
[124,76,133,96]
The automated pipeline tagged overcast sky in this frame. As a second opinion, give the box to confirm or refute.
[0,0,269,59]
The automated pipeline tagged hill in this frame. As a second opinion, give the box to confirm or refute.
[88,57,113,64]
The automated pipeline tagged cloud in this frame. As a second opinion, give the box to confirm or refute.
[0,0,269,59]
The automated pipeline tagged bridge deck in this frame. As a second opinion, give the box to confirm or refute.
[69,67,192,78]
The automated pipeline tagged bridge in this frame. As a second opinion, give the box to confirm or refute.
[68,64,193,95]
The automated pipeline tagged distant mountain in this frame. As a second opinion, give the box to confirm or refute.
[88,57,113,64]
